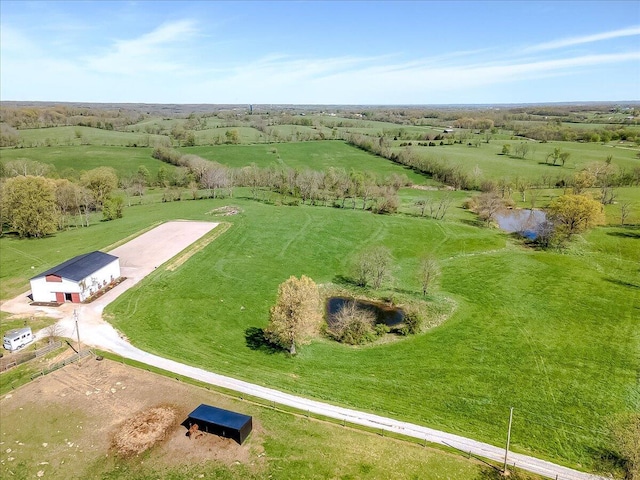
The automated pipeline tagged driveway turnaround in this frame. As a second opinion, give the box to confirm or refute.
[2,221,607,480]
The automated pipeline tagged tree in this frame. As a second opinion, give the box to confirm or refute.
[264,275,320,355]
[501,144,511,156]
[54,178,84,229]
[102,195,124,221]
[80,167,118,207]
[1,175,59,238]
[620,202,633,226]
[418,255,440,296]
[547,194,604,239]
[514,142,530,159]
[471,191,505,225]
[3,159,54,177]
[225,129,240,144]
[353,246,393,289]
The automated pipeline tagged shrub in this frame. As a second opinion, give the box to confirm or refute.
[329,302,382,345]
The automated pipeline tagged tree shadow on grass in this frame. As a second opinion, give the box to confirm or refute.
[604,277,640,289]
[332,275,360,287]
[606,226,640,239]
[244,327,282,354]
[460,218,485,228]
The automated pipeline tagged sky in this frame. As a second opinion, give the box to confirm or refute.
[1,0,639,105]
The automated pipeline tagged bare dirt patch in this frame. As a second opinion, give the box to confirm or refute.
[111,405,178,457]
[0,357,264,479]
[206,205,242,216]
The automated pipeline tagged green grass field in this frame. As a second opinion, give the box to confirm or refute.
[183,141,430,184]
[1,127,638,476]
[391,139,640,185]
[11,125,168,148]
[0,145,171,178]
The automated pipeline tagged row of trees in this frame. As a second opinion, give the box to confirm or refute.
[153,146,409,214]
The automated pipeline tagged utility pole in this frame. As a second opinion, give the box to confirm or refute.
[74,309,81,354]
[503,406,514,474]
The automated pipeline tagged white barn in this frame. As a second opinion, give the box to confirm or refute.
[30,251,120,304]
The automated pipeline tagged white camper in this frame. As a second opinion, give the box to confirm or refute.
[3,327,34,352]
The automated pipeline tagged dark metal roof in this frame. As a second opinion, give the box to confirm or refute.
[31,251,118,282]
[188,404,251,430]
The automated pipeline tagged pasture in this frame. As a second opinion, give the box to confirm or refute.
[101,196,637,472]
[1,110,638,477]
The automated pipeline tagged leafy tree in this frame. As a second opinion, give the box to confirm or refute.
[1,175,59,237]
[264,275,320,355]
[225,129,240,144]
[102,195,124,221]
[547,194,604,239]
[501,144,511,155]
[136,165,151,187]
[80,167,118,207]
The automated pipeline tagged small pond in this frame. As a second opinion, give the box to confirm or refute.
[495,209,547,240]
[326,297,405,327]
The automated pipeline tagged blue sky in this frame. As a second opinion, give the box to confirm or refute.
[1,1,639,104]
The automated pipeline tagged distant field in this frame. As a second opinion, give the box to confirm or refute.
[391,139,640,184]
[183,141,432,184]
[11,125,168,147]
[0,145,172,178]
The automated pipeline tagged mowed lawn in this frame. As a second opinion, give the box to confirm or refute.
[97,197,639,472]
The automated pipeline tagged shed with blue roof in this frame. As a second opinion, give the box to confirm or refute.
[186,404,253,444]
[30,251,120,304]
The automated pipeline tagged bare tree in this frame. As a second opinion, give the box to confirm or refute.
[330,301,377,345]
[354,246,393,289]
[45,323,62,344]
[418,256,440,296]
[620,202,633,226]
[434,194,453,220]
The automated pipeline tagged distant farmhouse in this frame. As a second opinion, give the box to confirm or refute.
[30,251,120,304]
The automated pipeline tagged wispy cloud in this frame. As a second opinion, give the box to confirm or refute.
[84,20,198,74]
[524,25,640,53]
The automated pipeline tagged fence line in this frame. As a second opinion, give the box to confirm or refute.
[1,341,63,373]
[31,349,93,379]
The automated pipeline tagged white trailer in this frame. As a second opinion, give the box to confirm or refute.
[3,327,34,352]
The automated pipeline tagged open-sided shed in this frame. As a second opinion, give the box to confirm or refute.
[187,404,252,444]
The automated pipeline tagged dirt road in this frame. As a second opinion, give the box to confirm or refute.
[1,221,607,480]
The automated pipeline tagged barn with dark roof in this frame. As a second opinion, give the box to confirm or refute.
[30,251,120,304]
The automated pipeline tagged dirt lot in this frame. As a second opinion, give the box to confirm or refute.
[0,354,264,479]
